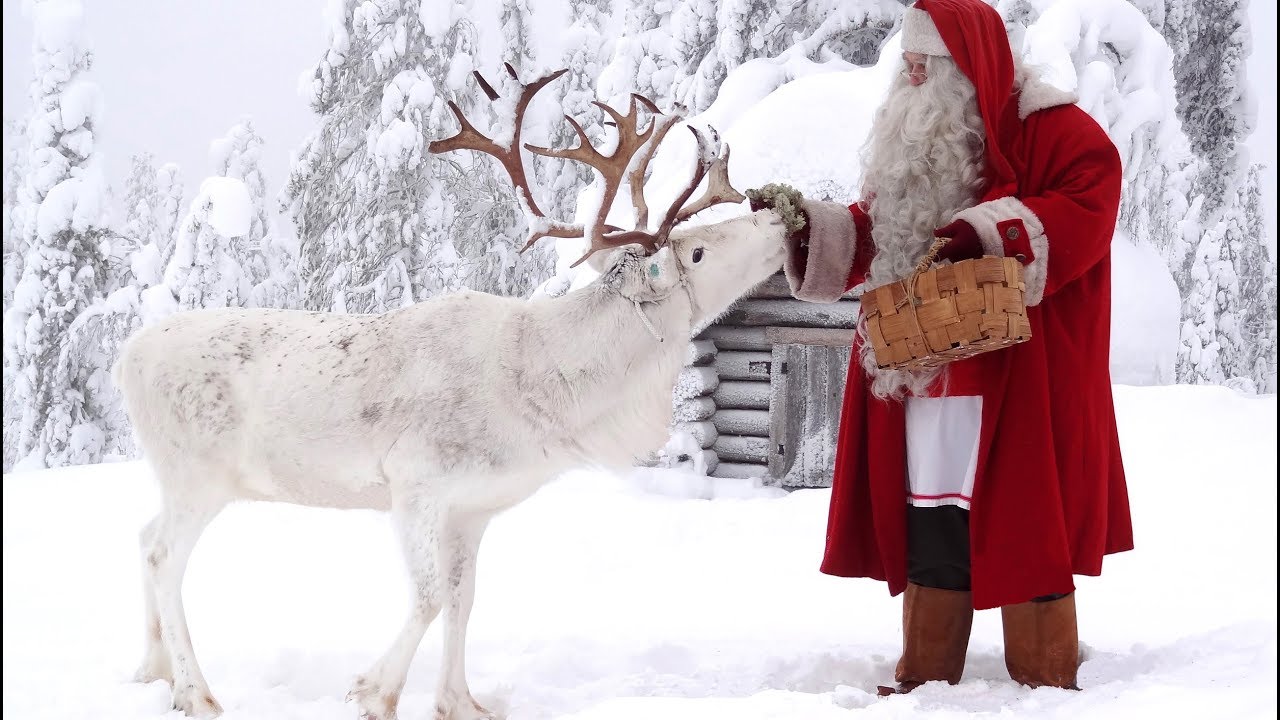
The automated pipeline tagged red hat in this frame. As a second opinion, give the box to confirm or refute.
[905,0,1023,200]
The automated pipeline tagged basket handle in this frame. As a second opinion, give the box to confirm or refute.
[913,235,951,277]
[901,234,951,297]
[885,235,951,360]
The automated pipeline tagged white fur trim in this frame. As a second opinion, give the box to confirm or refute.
[902,7,950,57]
[1016,67,1078,120]
[952,197,1049,306]
[785,199,858,304]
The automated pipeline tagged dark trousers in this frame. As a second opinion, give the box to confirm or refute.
[907,505,1066,603]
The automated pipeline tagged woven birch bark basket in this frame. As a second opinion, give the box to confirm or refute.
[861,236,1032,370]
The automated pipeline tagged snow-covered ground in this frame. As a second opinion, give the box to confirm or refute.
[3,384,1276,719]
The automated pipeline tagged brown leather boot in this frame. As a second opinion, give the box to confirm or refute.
[876,583,974,696]
[1001,593,1081,690]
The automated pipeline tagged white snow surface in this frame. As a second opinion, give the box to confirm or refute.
[3,385,1276,720]
[1109,230,1179,384]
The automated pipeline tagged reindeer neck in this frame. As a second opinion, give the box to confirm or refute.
[521,281,690,463]
[522,281,690,393]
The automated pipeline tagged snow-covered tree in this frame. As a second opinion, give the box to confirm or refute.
[1161,0,1253,213]
[1235,165,1278,393]
[117,152,168,288]
[286,0,469,313]
[211,119,270,290]
[3,120,28,310]
[246,232,300,309]
[1156,0,1267,387]
[1013,0,1194,257]
[4,0,115,471]
[1179,164,1277,390]
[161,177,254,312]
[98,178,145,297]
[438,0,608,297]
[155,162,183,268]
[52,285,142,463]
[598,0,901,115]
[2,120,26,472]
[1012,0,1272,389]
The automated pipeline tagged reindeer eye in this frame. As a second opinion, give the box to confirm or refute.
[692,247,705,263]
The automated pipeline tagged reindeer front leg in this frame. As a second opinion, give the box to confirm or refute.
[434,510,492,720]
[142,489,226,717]
[350,494,444,720]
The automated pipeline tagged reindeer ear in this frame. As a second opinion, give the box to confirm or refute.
[619,246,679,302]
[585,246,621,275]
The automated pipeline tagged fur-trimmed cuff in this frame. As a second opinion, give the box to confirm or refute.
[784,199,858,303]
[952,197,1049,306]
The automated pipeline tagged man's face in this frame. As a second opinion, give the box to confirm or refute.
[902,51,928,86]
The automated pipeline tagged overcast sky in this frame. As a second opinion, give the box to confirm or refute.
[2,0,325,226]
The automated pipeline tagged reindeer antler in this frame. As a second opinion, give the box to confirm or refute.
[627,109,686,229]
[429,66,748,269]
[595,125,719,266]
[524,93,661,252]
[676,144,747,223]
[427,64,582,245]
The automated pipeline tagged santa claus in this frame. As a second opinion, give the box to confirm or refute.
[750,0,1133,694]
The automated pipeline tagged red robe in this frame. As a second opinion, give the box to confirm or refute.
[819,101,1135,610]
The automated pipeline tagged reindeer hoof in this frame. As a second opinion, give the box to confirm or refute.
[347,674,399,720]
[173,686,223,717]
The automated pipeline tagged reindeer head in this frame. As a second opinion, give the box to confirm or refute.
[428,64,787,327]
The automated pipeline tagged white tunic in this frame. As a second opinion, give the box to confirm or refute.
[905,395,982,510]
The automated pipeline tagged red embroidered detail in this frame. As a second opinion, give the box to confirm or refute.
[908,492,974,501]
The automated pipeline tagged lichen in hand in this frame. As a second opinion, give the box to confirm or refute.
[746,183,807,236]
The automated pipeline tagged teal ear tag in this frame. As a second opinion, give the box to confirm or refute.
[649,262,661,278]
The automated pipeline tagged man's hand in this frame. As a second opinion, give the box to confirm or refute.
[933,219,983,263]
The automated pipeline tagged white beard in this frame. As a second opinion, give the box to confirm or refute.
[856,56,988,399]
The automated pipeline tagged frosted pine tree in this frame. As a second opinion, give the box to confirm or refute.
[1012,0,1197,265]
[1187,164,1278,392]
[53,285,143,463]
[1178,212,1233,386]
[596,0,681,110]
[210,119,270,291]
[286,0,460,312]
[1162,0,1253,216]
[155,162,183,268]
[96,160,148,296]
[120,152,167,288]
[1150,0,1268,385]
[3,120,27,309]
[4,0,112,470]
[2,120,26,471]
[1236,165,1278,393]
[600,0,900,115]
[439,0,596,296]
[161,177,254,312]
[247,232,300,309]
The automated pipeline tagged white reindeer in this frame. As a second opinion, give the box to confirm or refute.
[115,66,787,720]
